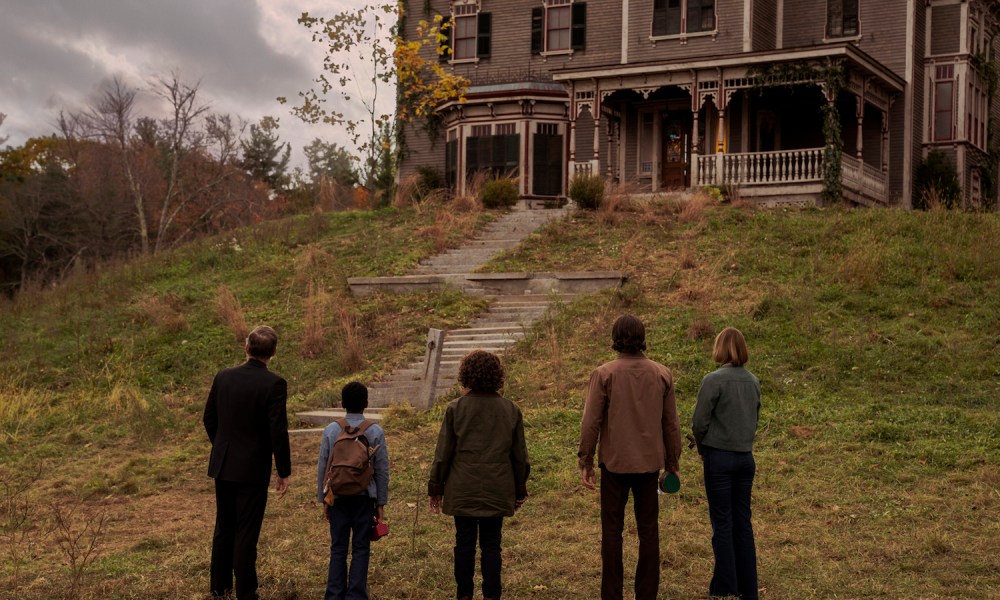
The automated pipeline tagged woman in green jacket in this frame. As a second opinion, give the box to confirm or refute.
[428,350,530,600]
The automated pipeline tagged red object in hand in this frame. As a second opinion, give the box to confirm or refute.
[372,516,389,541]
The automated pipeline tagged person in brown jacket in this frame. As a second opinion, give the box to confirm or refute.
[578,314,682,600]
[428,350,530,600]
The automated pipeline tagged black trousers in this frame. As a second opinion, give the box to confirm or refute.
[454,515,504,599]
[211,479,269,600]
[703,447,758,600]
[599,467,660,600]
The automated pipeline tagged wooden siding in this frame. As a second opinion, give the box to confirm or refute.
[781,0,824,47]
[753,0,778,52]
[905,1,926,205]
[627,1,745,62]
[930,4,961,56]
[855,0,908,74]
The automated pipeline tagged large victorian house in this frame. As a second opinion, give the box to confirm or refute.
[399,0,1000,208]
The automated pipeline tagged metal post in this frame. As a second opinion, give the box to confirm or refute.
[416,328,446,410]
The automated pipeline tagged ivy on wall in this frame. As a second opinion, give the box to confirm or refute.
[749,62,846,204]
[974,49,999,210]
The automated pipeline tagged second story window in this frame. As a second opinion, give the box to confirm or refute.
[652,0,715,37]
[441,1,491,62]
[827,0,859,38]
[933,64,955,142]
[532,1,586,55]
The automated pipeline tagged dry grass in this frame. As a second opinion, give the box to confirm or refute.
[215,285,249,343]
[337,306,366,373]
[0,376,49,441]
[315,176,355,212]
[131,293,188,333]
[837,236,886,290]
[679,245,697,269]
[678,191,715,224]
[300,281,331,358]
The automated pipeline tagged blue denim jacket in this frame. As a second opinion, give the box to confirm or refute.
[316,413,390,505]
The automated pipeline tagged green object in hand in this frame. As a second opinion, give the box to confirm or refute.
[661,472,681,494]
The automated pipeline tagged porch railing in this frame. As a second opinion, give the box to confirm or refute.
[841,154,888,200]
[571,160,599,179]
[696,148,825,186]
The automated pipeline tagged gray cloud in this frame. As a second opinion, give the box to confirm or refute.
[0,0,390,168]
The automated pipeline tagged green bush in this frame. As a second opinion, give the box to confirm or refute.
[915,151,962,209]
[479,178,519,209]
[569,175,605,210]
[415,166,444,200]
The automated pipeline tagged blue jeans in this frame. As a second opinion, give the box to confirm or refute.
[703,447,758,600]
[325,495,375,600]
[454,516,504,599]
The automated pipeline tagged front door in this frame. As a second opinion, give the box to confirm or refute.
[661,113,691,188]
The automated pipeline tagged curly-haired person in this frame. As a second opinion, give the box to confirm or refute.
[428,350,530,600]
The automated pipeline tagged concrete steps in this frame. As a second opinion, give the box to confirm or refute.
[294,205,580,427]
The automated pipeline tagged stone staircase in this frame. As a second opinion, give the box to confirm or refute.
[295,204,598,427]
[411,207,568,277]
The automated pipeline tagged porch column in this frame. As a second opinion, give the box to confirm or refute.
[691,108,700,186]
[715,108,726,184]
[606,115,615,179]
[593,83,602,173]
[881,110,889,174]
[856,96,864,160]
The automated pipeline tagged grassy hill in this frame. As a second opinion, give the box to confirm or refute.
[1,198,998,599]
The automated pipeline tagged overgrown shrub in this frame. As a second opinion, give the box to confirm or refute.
[478,178,519,209]
[569,174,605,210]
[415,166,444,200]
[915,151,962,209]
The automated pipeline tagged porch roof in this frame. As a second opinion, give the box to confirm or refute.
[550,43,905,93]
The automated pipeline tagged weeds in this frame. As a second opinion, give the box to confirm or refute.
[301,281,331,358]
[215,285,249,343]
[337,306,366,373]
[1,469,44,591]
[51,503,108,600]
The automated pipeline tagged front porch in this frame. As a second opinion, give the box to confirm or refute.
[556,45,903,207]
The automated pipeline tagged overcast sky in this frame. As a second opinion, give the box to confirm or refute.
[0,0,393,169]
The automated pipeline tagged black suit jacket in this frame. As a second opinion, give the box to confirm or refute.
[204,359,292,484]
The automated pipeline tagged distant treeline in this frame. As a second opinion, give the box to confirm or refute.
[0,74,371,296]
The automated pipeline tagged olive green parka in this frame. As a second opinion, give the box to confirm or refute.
[427,392,530,517]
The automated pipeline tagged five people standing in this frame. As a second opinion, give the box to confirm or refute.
[205,319,760,599]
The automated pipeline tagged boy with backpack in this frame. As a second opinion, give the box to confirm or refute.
[317,381,390,600]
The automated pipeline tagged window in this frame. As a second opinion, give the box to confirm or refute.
[933,64,955,142]
[441,2,491,62]
[532,1,586,54]
[651,0,715,36]
[652,0,715,37]
[466,125,520,179]
[827,0,859,38]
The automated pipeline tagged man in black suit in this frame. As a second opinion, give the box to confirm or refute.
[204,325,291,600]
